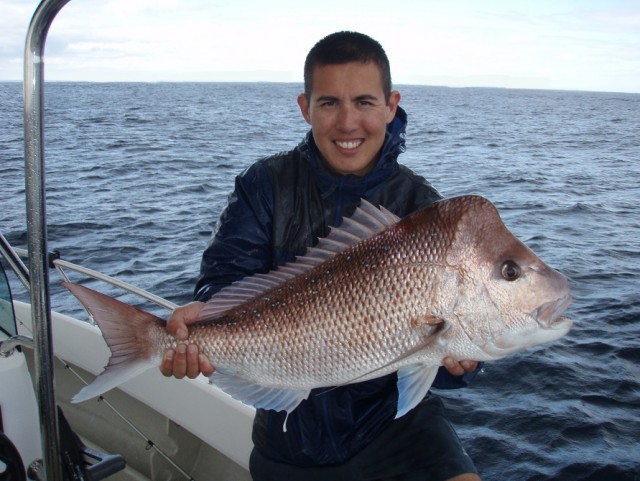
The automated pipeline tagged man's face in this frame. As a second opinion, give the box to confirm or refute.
[297,62,400,177]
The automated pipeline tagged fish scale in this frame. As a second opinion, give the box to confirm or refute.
[191,254,444,388]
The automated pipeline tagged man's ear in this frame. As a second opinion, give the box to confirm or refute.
[386,90,401,122]
[297,93,311,124]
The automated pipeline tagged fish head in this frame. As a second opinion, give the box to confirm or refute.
[441,196,573,359]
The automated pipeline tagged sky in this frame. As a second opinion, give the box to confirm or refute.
[2,0,639,93]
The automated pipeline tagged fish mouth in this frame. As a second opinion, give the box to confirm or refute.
[487,294,573,356]
[532,293,573,330]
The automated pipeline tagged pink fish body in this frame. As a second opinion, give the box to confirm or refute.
[66,196,572,418]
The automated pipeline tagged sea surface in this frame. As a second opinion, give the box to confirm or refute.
[1,82,639,480]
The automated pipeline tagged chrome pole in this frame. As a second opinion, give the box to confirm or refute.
[23,1,71,480]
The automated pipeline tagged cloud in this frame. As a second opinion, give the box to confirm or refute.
[1,0,639,93]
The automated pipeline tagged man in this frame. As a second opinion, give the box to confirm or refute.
[161,31,482,481]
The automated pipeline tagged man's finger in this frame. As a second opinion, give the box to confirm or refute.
[199,354,215,377]
[160,349,175,377]
[460,360,478,373]
[186,343,200,379]
[171,343,188,379]
[443,357,465,376]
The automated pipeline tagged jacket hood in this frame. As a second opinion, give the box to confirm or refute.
[299,106,408,205]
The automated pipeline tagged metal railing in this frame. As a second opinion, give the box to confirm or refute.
[24,1,72,479]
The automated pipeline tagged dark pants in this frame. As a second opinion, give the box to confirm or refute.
[250,395,477,481]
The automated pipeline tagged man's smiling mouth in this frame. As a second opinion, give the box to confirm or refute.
[335,140,363,149]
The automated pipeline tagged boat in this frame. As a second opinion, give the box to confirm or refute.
[1,241,254,481]
[0,0,254,479]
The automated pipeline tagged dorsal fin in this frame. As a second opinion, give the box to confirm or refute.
[198,199,401,322]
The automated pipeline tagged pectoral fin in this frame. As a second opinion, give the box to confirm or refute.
[395,364,440,418]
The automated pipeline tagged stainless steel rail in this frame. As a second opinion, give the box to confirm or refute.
[0,233,30,289]
[0,335,36,356]
[12,247,178,311]
[23,1,71,479]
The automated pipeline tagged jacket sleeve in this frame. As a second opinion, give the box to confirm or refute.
[193,162,274,302]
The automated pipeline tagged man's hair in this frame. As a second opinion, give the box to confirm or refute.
[303,31,392,103]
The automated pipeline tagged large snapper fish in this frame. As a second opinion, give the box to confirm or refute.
[65,195,572,418]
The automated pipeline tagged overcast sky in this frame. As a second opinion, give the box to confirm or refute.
[2,0,639,93]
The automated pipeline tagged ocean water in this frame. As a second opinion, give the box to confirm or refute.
[1,82,639,480]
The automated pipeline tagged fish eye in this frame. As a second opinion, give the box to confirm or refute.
[501,260,521,281]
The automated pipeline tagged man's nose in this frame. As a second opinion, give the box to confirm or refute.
[336,104,358,132]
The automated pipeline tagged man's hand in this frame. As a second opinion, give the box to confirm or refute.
[442,357,479,376]
[159,301,215,379]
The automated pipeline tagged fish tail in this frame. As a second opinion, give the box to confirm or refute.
[62,281,163,403]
